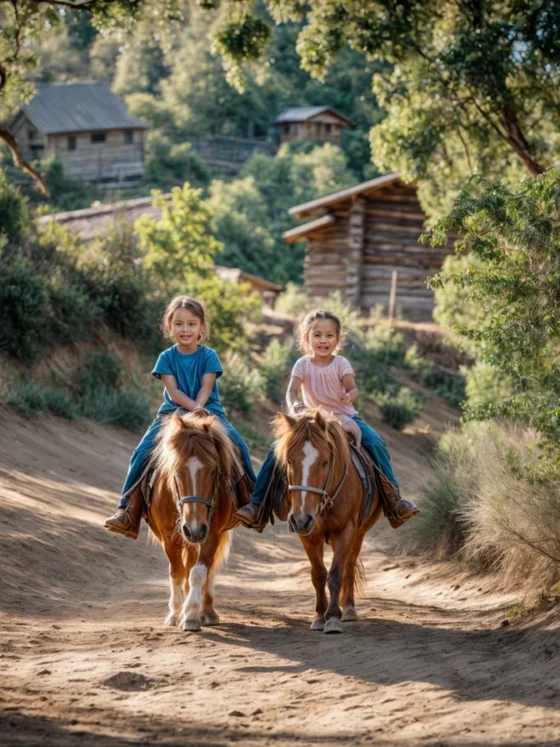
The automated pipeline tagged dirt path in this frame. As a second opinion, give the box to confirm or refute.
[1,407,559,746]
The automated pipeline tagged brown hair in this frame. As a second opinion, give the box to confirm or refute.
[297,308,343,353]
[161,295,208,341]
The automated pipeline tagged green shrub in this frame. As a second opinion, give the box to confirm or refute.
[275,282,308,317]
[6,381,77,419]
[463,360,511,412]
[405,345,466,407]
[80,351,124,393]
[79,384,150,431]
[261,340,295,403]
[0,256,48,361]
[219,356,264,415]
[378,387,423,430]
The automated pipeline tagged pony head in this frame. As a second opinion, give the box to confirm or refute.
[274,410,350,536]
[155,410,239,544]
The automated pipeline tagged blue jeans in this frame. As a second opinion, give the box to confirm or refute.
[249,416,399,506]
[118,413,256,509]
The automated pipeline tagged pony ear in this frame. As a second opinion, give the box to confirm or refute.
[277,412,297,429]
[314,409,327,430]
[202,416,217,432]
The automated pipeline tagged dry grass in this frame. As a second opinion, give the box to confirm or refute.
[402,420,560,590]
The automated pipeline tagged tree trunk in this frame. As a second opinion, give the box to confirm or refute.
[498,105,544,177]
[0,124,50,197]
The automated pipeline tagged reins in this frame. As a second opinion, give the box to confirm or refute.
[288,445,348,516]
[173,469,219,526]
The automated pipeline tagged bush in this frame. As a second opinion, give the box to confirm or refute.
[275,283,308,317]
[378,387,423,430]
[79,385,150,431]
[402,421,560,589]
[0,256,48,361]
[6,381,77,419]
[463,360,511,412]
[405,345,466,407]
[261,340,295,403]
[219,355,264,415]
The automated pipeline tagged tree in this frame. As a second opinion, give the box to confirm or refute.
[425,171,560,449]
[210,1,560,205]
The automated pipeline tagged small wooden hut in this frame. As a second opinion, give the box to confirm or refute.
[11,82,148,188]
[275,107,354,146]
[283,173,453,320]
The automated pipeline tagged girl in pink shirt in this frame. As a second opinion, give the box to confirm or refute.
[236,308,419,528]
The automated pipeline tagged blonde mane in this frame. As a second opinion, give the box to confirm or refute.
[274,410,351,470]
[154,410,241,489]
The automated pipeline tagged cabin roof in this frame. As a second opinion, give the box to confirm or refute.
[18,82,148,135]
[282,214,337,244]
[288,173,404,219]
[275,106,354,127]
[214,266,283,292]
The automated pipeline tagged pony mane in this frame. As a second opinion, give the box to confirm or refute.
[274,410,351,468]
[154,410,241,487]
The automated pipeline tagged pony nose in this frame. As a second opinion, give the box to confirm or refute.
[290,512,315,535]
[185,523,208,544]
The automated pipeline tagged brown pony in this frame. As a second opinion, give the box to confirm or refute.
[274,410,382,634]
[146,410,240,631]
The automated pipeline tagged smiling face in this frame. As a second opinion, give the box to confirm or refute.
[307,319,340,360]
[169,308,205,352]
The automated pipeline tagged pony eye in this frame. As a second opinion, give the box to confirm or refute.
[322,460,328,468]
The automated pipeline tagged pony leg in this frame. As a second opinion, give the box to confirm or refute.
[341,533,365,622]
[201,531,231,626]
[180,531,220,632]
[162,538,187,627]
[300,536,328,631]
[324,525,355,634]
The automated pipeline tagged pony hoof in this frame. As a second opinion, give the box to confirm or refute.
[165,613,179,627]
[310,618,325,631]
[201,611,220,627]
[323,618,345,634]
[341,608,359,622]
[181,618,202,632]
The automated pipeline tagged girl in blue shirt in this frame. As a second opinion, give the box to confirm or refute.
[104,295,256,538]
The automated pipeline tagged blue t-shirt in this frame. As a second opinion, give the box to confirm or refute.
[152,345,226,417]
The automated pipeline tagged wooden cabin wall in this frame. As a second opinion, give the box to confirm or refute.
[360,185,450,319]
[304,207,350,301]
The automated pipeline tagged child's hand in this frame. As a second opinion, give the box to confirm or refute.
[340,392,352,405]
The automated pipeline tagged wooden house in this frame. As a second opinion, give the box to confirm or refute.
[283,173,454,320]
[275,107,354,146]
[11,82,148,188]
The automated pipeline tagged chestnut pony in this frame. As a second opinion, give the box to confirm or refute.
[274,410,382,634]
[146,410,240,631]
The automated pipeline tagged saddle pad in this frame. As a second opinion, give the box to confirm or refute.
[349,443,376,526]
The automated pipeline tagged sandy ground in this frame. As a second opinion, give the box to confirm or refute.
[1,405,559,747]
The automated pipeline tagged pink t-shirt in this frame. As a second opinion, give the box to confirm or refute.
[291,355,357,417]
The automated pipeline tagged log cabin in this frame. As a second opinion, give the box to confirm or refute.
[275,107,354,147]
[283,173,454,320]
[11,82,148,188]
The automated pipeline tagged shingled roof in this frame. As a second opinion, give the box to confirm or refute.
[275,106,354,127]
[18,82,148,135]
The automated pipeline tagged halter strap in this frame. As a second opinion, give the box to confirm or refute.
[287,445,348,516]
[173,470,219,527]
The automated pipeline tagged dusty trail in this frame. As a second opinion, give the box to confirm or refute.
[1,407,559,746]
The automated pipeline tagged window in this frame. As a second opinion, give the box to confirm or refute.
[124,130,134,144]
[282,124,290,135]
[91,133,106,143]
[325,123,332,134]
[68,136,76,151]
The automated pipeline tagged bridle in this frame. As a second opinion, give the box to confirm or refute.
[173,469,219,526]
[288,445,348,516]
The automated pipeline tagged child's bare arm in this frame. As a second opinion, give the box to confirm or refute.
[194,372,217,410]
[286,376,303,414]
[341,374,359,405]
[161,374,198,411]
